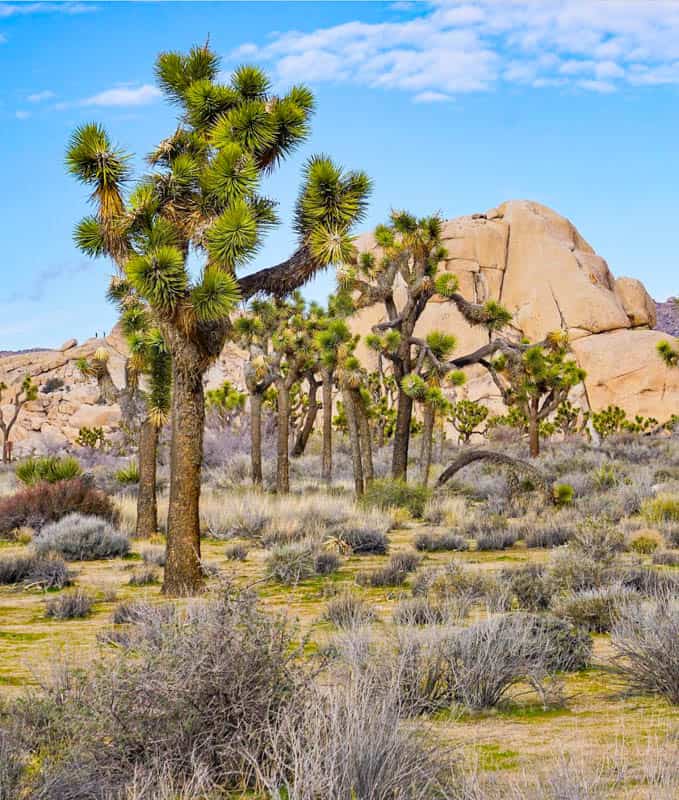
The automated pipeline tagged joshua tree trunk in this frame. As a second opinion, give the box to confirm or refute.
[419,404,435,487]
[136,418,159,538]
[163,353,205,596]
[321,368,333,483]
[292,375,319,457]
[353,389,373,484]
[343,387,364,496]
[250,392,264,485]
[391,385,413,481]
[528,401,540,458]
[276,381,291,493]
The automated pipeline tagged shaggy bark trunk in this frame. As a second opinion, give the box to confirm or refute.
[353,389,374,485]
[250,392,263,485]
[321,369,333,483]
[276,382,291,493]
[292,377,319,457]
[419,404,435,487]
[528,404,540,458]
[391,386,413,481]
[135,418,158,539]
[163,359,205,597]
[343,387,364,496]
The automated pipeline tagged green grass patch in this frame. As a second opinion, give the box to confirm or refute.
[0,630,48,642]
[476,743,520,771]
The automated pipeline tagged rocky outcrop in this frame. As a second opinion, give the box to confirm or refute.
[352,200,679,422]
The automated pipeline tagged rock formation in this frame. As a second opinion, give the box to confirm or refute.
[1,199,677,455]
[351,200,678,421]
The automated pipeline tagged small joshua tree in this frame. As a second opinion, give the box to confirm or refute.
[487,332,586,457]
[67,44,370,594]
[449,398,489,444]
[0,376,37,463]
[76,348,118,404]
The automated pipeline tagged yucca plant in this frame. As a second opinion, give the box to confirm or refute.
[67,43,370,594]
[16,456,82,486]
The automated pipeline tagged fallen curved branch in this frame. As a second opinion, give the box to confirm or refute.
[435,448,552,499]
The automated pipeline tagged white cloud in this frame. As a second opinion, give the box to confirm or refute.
[0,3,95,18]
[0,33,6,43]
[231,0,679,99]
[15,110,30,119]
[27,90,55,102]
[82,84,161,107]
[414,90,452,102]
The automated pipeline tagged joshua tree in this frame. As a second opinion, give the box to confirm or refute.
[67,44,370,594]
[658,339,679,368]
[76,349,118,404]
[486,333,586,457]
[0,376,37,463]
[291,371,321,457]
[205,380,247,426]
[449,398,490,444]
[343,211,510,480]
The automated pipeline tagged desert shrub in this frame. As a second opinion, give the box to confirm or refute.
[551,584,638,632]
[266,541,317,584]
[16,455,82,486]
[628,529,663,554]
[642,494,679,524]
[314,550,341,575]
[324,591,375,628]
[414,531,468,552]
[128,568,160,586]
[552,483,574,506]
[357,562,408,588]
[0,553,71,589]
[389,550,422,573]
[660,523,679,548]
[115,461,140,485]
[45,589,94,619]
[360,479,430,518]
[393,596,451,626]
[652,550,679,566]
[335,523,389,555]
[0,477,118,536]
[34,513,129,560]
[422,494,466,526]
[546,547,605,594]
[7,593,307,796]
[40,376,65,394]
[611,595,679,704]
[112,599,155,625]
[412,560,509,612]
[523,518,574,549]
[140,545,166,566]
[224,543,249,562]
[474,527,518,551]
[504,564,552,611]
[572,519,625,563]
[525,613,592,672]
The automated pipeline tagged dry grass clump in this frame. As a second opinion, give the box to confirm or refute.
[224,543,249,561]
[413,560,509,612]
[140,545,166,566]
[652,550,679,566]
[45,589,94,619]
[357,551,420,588]
[0,553,71,589]
[422,494,467,526]
[414,530,468,552]
[642,493,679,524]
[128,568,160,586]
[324,590,375,628]
[265,541,318,584]
[627,527,664,554]
[551,584,638,633]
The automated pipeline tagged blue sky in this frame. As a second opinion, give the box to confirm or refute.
[1,0,678,350]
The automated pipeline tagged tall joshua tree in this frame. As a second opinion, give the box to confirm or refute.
[67,44,370,593]
[0,376,37,463]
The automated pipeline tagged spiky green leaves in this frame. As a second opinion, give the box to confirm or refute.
[483,301,512,331]
[184,80,239,130]
[425,331,457,360]
[201,143,258,204]
[126,246,187,314]
[211,101,276,154]
[658,340,679,367]
[308,225,354,265]
[191,267,240,322]
[402,373,428,401]
[74,216,106,256]
[434,273,460,298]
[231,65,271,100]
[155,44,220,103]
[205,199,259,268]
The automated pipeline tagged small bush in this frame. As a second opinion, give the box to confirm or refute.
[0,477,118,536]
[526,613,592,672]
[41,376,65,394]
[611,595,679,704]
[16,455,83,486]
[551,584,637,633]
[628,529,663,554]
[45,589,93,619]
[422,495,466,526]
[661,523,679,548]
[266,541,317,584]
[572,519,625,564]
[0,553,71,589]
[112,599,155,625]
[360,479,430,518]
[140,545,166,566]
[474,528,518,551]
[389,550,421,573]
[393,596,451,626]
[504,564,552,611]
[652,550,679,566]
[553,483,574,506]
[315,550,341,575]
[35,513,129,561]
[335,524,389,555]
[115,462,140,485]
[225,543,249,562]
[546,547,605,594]
[128,568,159,586]
[642,494,679,524]
[324,591,375,628]
[357,562,408,588]
[524,518,574,549]
[414,531,468,552]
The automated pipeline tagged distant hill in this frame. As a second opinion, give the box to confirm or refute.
[0,348,52,357]
[655,299,679,338]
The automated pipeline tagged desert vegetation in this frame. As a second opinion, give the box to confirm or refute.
[0,37,678,800]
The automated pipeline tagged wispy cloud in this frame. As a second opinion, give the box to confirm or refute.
[5,261,92,304]
[55,83,161,111]
[14,110,30,119]
[232,0,679,101]
[0,32,6,43]
[27,90,55,103]
[0,2,95,18]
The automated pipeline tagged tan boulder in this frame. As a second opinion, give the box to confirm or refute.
[615,277,657,328]
[60,338,77,352]
[64,403,121,431]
